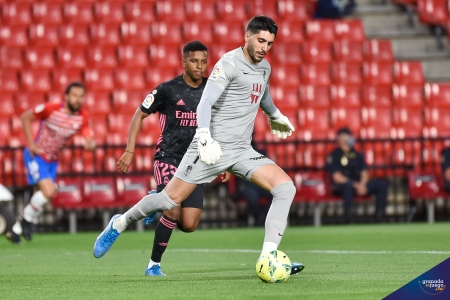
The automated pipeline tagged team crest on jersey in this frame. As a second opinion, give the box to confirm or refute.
[251,84,263,103]
[142,94,154,109]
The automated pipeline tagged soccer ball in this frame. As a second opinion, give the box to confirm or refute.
[255,250,291,283]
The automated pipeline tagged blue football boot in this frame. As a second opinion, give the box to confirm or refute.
[93,214,121,258]
[145,265,166,277]
[290,261,305,275]
[142,190,157,225]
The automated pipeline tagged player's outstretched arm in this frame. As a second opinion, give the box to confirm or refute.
[20,109,41,156]
[259,86,295,139]
[116,108,149,173]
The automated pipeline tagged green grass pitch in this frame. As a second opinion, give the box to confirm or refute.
[1,223,449,300]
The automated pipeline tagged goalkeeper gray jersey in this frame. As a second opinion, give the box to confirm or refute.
[207,47,271,148]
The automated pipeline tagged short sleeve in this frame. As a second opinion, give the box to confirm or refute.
[140,84,167,114]
[207,59,236,90]
[33,102,56,120]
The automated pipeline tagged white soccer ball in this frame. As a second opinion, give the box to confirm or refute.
[255,250,291,283]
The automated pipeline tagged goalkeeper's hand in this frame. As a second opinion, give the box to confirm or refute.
[196,128,222,165]
[268,109,295,139]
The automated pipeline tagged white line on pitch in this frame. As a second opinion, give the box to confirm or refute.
[168,249,450,255]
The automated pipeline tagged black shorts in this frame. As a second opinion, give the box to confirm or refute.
[153,160,203,209]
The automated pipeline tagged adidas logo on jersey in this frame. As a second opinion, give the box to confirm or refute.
[177,99,185,105]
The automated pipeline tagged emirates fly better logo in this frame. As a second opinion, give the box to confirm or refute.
[419,279,446,296]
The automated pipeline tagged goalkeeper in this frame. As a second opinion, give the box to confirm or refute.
[93,15,304,275]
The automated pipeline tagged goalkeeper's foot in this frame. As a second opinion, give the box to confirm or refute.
[93,214,121,258]
[290,261,305,275]
[143,190,157,225]
[145,265,166,277]
[6,231,22,245]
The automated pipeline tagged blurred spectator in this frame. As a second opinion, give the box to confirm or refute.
[441,147,450,192]
[326,127,387,223]
[313,0,356,19]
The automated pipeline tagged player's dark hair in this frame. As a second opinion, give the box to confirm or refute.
[65,82,85,95]
[183,41,208,56]
[246,15,278,37]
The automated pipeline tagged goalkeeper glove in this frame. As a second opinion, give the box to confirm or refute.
[196,128,222,165]
[268,109,295,139]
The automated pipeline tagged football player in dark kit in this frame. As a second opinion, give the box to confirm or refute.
[326,127,387,223]
[115,41,223,276]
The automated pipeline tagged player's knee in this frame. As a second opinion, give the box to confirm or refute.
[178,221,198,233]
[271,181,295,203]
[163,208,180,221]
[42,188,56,199]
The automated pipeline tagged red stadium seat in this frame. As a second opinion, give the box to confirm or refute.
[51,69,83,92]
[305,20,335,42]
[121,22,151,46]
[0,70,19,92]
[0,47,23,70]
[183,22,213,45]
[93,1,124,24]
[116,176,151,206]
[155,0,186,23]
[149,45,182,69]
[0,25,28,47]
[362,62,393,85]
[209,45,232,65]
[59,24,89,47]
[0,119,11,145]
[330,85,361,107]
[0,93,14,117]
[212,22,245,45]
[89,24,120,46]
[363,39,394,62]
[56,47,86,69]
[393,61,425,85]
[271,86,300,110]
[299,108,330,131]
[300,63,331,86]
[108,113,132,134]
[63,2,94,25]
[29,24,59,47]
[86,46,117,68]
[145,67,178,89]
[83,177,117,207]
[330,107,361,133]
[333,40,363,63]
[392,84,424,108]
[84,91,111,116]
[91,116,108,144]
[112,90,144,114]
[331,62,362,85]
[334,20,365,41]
[424,83,450,107]
[276,21,304,44]
[360,126,393,139]
[271,66,301,87]
[24,47,55,69]
[20,69,51,92]
[277,0,308,21]
[185,1,216,22]
[292,171,327,202]
[46,91,63,103]
[216,1,247,22]
[83,68,114,91]
[362,85,392,107]
[151,23,182,45]
[392,108,423,138]
[2,2,32,25]
[424,107,450,129]
[14,92,46,115]
[53,177,84,209]
[32,2,63,24]
[269,44,302,65]
[302,41,332,64]
[417,0,447,26]
[124,2,155,23]
[299,85,330,108]
[115,68,146,90]
[117,45,149,68]
[361,107,392,130]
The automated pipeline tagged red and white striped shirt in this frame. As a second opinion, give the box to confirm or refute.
[33,102,92,161]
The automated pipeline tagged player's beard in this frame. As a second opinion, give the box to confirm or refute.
[247,42,264,64]
[67,102,80,113]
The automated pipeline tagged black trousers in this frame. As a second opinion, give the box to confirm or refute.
[334,179,387,214]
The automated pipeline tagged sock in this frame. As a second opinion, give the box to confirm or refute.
[262,181,295,253]
[147,259,160,269]
[261,242,278,255]
[22,191,49,223]
[150,214,177,264]
[113,190,178,233]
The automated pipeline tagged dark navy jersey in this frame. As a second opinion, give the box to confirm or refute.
[441,147,450,173]
[326,147,368,182]
[140,75,207,166]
